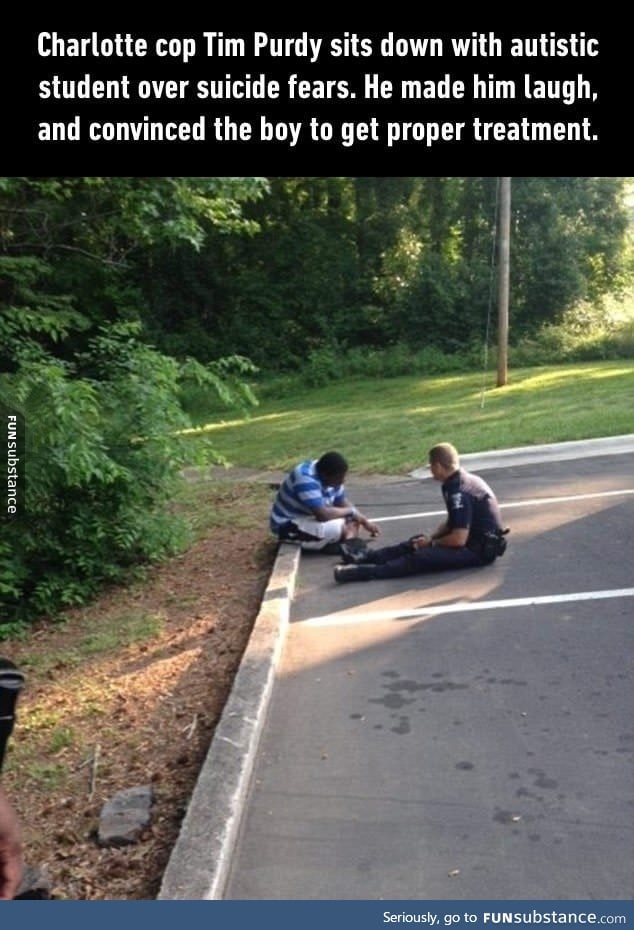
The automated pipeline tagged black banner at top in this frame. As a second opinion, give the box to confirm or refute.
[1,23,627,175]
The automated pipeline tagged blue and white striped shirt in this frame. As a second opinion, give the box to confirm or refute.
[270,459,346,533]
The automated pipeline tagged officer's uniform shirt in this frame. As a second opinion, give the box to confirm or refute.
[442,468,503,549]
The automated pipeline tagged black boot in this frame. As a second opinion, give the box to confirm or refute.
[340,539,370,564]
[334,564,377,584]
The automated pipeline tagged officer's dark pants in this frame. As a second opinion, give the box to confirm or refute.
[366,542,485,579]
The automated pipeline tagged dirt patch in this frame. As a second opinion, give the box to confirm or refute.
[3,480,278,900]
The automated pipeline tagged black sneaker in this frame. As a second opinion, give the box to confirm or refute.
[340,539,370,564]
[334,564,376,584]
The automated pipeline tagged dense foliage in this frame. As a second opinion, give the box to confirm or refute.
[1,175,629,624]
[138,177,629,368]
[1,177,266,624]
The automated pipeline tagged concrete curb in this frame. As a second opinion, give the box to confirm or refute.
[157,543,301,900]
[410,434,634,479]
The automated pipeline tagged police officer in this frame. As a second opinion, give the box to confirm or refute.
[334,442,507,583]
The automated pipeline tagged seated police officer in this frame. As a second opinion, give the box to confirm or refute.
[335,442,508,583]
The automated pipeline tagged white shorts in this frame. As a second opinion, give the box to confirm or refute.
[291,517,346,550]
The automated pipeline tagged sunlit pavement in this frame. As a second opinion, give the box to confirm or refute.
[224,450,634,900]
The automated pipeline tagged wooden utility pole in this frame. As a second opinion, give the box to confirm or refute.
[497,177,511,387]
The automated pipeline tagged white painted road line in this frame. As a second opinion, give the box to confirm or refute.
[301,587,634,627]
[371,488,634,524]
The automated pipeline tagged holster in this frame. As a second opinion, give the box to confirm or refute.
[480,528,510,564]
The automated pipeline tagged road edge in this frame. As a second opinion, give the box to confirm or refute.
[410,434,634,478]
[157,542,301,900]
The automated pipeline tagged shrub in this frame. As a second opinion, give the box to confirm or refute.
[1,324,257,625]
[509,304,634,366]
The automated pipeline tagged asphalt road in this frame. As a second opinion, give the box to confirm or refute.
[224,452,634,900]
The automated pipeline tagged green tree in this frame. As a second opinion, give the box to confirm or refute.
[509,177,628,331]
[97,176,629,370]
[0,176,266,624]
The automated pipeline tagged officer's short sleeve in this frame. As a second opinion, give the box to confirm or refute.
[447,490,472,529]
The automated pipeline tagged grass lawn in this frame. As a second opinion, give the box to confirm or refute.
[182,360,634,474]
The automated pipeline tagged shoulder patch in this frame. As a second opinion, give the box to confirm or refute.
[451,492,464,510]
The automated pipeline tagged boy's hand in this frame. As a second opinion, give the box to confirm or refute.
[365,520,380,538]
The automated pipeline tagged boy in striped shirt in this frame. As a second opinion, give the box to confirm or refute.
[270,451,380,553]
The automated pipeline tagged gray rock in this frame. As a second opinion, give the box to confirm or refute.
[15,864,52,899]
[97,785,154,847]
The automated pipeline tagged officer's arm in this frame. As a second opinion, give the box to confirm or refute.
[429,490,472,547]
[431,518,450,538]
[429,527,469,548]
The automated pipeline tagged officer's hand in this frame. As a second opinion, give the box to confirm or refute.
[409,534,429,550]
